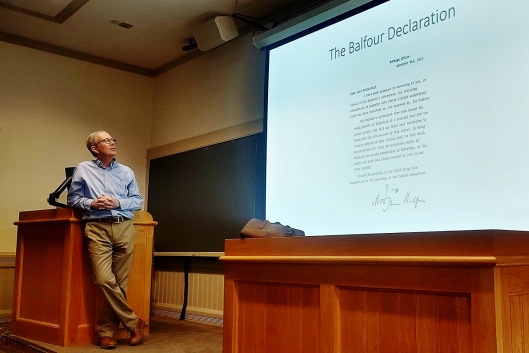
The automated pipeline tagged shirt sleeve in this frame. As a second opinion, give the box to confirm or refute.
[117,172,143,211]
[67,166,93,211]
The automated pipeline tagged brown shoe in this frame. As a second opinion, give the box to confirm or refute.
[98,336,117,349]
[129,317,145,345]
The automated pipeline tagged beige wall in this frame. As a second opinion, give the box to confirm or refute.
[0,41,154,252]
[151,32,266,148]
[1,30,265,252]
[0,27,265,318]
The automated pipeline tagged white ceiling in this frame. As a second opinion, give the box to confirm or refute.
[0,0,315,73]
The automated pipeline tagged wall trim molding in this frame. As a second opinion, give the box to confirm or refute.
[0,252,15,268]
[147,119,263,160]
[0,31,155,77]
[0,0,324,77]
[0,253,15,323]
[0,309,12,323]
[0,0,90,24]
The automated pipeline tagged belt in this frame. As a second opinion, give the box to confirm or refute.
[87,216,130,224]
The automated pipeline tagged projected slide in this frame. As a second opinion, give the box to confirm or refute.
[266,0,529,236]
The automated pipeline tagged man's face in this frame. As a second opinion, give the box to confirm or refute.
[91,131,117,159]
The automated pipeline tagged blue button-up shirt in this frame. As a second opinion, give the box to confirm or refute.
[67,159,143,220]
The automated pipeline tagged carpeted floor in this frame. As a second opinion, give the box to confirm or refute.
[0,316,222,353]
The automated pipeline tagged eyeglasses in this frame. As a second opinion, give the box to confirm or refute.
[94,138,117,146]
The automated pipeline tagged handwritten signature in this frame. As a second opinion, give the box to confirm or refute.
[372,190,425,212]
[403,192,425,208]
[372,195,400,212]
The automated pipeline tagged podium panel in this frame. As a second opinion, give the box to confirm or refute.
[222,230,529,353]
[11,209,155,346]
[235,282,320,352]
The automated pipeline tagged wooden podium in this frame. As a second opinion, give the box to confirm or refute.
[222,230,529,353]
[11,208,156,346]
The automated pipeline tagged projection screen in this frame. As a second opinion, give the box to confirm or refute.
[265,0,529,236]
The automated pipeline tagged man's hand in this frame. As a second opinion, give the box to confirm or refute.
[91,195,120,210]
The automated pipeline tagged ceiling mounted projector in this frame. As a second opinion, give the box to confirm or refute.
[193,16,239,51]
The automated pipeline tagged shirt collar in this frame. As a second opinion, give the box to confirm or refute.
[94,158,116,169]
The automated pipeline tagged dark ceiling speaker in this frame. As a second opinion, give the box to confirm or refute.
[193,16,239,51]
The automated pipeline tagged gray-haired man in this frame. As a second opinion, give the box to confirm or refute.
[68,130,144,349]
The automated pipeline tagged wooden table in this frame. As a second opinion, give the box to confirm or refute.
[222,230,529,352]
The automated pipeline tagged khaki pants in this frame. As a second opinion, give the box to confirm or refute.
[84,220,138,337]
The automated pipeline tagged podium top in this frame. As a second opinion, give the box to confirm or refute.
[15,209,157,226]
[17,208,81,223]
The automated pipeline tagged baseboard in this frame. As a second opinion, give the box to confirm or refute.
[0,309,12,323]
[151,302,223,319]
[151,307,223,326]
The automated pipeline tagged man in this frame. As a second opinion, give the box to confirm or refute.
[68,130,145,349]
